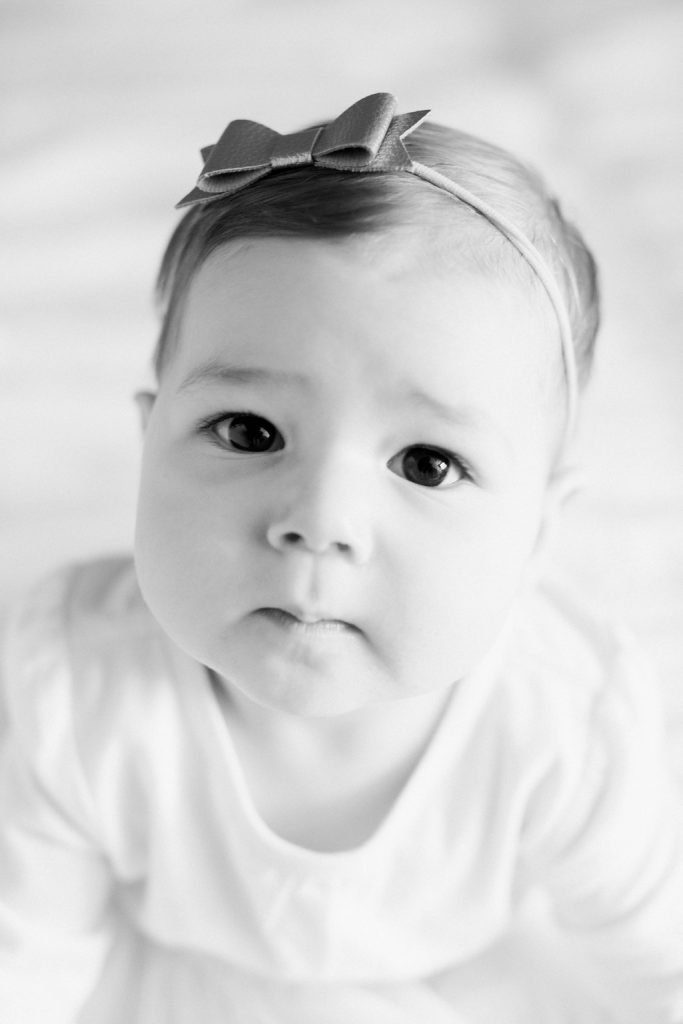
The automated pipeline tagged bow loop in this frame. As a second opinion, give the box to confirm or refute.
[194,120,280,196]
[176,93,429,208]
[312,92,397,169]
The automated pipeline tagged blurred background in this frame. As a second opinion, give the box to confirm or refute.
[2,0,682,758]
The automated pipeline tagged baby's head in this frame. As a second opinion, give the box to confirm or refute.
[135,94,600,717]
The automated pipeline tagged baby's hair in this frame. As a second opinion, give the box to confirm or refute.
[154,120,600,386]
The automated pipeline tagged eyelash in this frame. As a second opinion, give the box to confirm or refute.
[197,412,473,489]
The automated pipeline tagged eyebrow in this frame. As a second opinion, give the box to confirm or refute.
[176,360,307,394]
[403,386,514,456]
[403,387,492,430]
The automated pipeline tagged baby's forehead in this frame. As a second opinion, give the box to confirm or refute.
[182,230,558,381]
[190,232,560,378]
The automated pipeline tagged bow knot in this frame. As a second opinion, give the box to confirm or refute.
[177,93,429,208]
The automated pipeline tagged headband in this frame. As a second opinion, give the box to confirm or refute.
[176,92,578,435]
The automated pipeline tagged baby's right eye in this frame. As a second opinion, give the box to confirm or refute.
[204,413,285,453]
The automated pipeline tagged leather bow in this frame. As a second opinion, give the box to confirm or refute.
[176,93,429,208]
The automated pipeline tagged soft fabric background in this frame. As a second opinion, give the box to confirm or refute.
[2,0,682,758]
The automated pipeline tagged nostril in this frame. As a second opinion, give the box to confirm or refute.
[274,531,353,555]
[282,531,304,546]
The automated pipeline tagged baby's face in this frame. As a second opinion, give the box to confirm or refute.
[135,235,560,716]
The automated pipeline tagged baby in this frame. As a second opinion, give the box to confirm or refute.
[1,93,682,1023]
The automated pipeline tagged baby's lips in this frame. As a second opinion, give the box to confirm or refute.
[254,605,362,632]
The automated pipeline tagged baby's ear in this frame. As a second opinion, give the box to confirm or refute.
[532,461,585,561]
[133,391,156,433]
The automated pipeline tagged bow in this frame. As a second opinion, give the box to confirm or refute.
[176,93,429,208]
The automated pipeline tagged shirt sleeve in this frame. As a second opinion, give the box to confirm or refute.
[520,626,683,1023]
[0,570,115,1024]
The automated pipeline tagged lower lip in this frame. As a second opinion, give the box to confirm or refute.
[253,608,358,636]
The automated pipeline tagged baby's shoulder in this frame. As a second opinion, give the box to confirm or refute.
[6,554,146,652]
[2,556,163,727]
[499,580,653,733]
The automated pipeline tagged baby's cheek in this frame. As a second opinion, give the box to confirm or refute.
[134,451,258,619]
[134,455,204,615]
[413,508,537,640]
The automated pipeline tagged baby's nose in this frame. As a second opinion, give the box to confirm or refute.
[265,462,373,565]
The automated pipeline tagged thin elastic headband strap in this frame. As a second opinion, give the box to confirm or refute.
[410,162,578,438]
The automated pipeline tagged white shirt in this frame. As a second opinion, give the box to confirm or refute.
[1,557,682,1023]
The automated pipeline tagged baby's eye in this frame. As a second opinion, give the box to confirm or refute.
[206,413,284,453]
[388,446,468,488]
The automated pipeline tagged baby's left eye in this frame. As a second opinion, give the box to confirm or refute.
[203,413,284,453]
[388,446,468,488]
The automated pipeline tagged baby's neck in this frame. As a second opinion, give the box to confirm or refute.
[210,676,455,852]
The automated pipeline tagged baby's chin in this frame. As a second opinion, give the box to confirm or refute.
[209,660,465,736]
[205,649,407,720]
[202,636,477,725]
